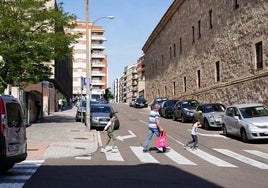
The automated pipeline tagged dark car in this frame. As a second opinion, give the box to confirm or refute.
[159,100,178,118]
[150,97,169,110]
[172,99,199,123]
[133,97,148,108]
[193,103,226,129]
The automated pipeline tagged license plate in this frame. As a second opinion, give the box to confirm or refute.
[9,144,19,152]
[100,121,108,124]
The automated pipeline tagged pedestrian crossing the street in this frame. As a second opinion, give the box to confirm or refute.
[81,145,268,170]
[0,160,44,188]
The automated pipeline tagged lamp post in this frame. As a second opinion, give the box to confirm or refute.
[85,0,114,128]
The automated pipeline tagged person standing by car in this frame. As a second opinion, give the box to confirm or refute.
[184,118,202,150]
[143,103,164,152]
[100,112,117,153]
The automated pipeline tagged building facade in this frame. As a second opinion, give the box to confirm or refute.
[71,19,108,97]
[142,0,268,106]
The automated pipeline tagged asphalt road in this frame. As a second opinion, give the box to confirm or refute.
[3,103,268,188]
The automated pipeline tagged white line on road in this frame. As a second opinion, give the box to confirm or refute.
[186,147,237,168]
[214,148,268,169]
[105,146,124,161]
[164,148,196,165]
[130,146,159,163]
[243,150,268,160]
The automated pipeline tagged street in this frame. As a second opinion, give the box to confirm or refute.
[1,103,268,188]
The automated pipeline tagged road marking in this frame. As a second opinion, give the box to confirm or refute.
[214,149,268,169]
[130,146,159,163]
[105,146,124,161]
[243,150,268,160]
[117,130,136,141]
[0,183,24,188]
[164,148,196,165]
[185,147,237,167]
[0,160,44,187]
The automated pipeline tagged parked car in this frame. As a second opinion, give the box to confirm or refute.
[222,103,268,142]
[129,98,136,107]
[133,97,148,108]
[150,97,168,110]
[90,104,118,129]
[172,99,199,123]
[193,103,226,129]
[75,100,100,122]
[159,100,178,118]
[0,95,27,172]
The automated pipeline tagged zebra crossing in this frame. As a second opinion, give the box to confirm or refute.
[0,160,44,188]
[83,145,268,170]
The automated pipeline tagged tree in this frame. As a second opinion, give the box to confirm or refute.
[0,0,80,94]
[103,88,114,102]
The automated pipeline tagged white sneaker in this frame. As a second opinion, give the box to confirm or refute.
[112,149,118,153]
[100,148,105,153]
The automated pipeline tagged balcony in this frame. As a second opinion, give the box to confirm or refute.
[132,81,138,86]
[92,35,106,41]
[92,52,106,58]
[92,44,105,50]
[92,62,105,67]
[92,71,106,76]
[91,80,105,86]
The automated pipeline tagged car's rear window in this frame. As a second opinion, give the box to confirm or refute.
[6,103,23,127]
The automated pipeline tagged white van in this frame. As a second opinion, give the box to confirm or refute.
[0,95,27,172]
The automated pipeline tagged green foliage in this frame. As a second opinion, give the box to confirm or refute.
[104,88,114,101]
[0,0,80,93]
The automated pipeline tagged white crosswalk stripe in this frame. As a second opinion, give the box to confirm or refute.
[164,148,196,165]
[104,146,124,161]
[130,146,159,163]
[214,149,268,169]
[243,149,268,160]
[185,147,237,167]
[0,159,44,188]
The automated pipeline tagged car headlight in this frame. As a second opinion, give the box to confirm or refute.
[185,111,193,116]
[246,123,258,130]
[92,117,98,121]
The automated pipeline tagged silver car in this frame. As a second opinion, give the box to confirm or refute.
[222,103,268,142]
[90,104,117,128]
[193,103,226,129]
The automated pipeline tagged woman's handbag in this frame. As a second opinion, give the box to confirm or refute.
[156,130,168,148]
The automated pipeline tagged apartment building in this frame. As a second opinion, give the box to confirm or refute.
[71,19,108,97]
[114,56,145,103]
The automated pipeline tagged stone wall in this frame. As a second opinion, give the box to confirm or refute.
[143,0,268,106]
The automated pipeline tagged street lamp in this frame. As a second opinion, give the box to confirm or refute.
[85,0,114,128]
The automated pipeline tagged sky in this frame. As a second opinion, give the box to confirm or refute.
[58,0,173,87]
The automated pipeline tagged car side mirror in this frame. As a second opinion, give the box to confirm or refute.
[234,116,240,120]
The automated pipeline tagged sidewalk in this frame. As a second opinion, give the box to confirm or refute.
[26,107,98,160]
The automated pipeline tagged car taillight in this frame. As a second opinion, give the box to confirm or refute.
[0,97,6,137]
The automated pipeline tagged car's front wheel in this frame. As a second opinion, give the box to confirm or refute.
[222,124,228,136]
[172,114,177,121]
[204,119,210,130]
[181,114,186,123]
[241,128,248,143]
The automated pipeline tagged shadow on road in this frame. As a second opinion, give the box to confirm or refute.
[24,163,221,188]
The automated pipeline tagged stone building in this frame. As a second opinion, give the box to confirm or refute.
[142,0,268,106]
